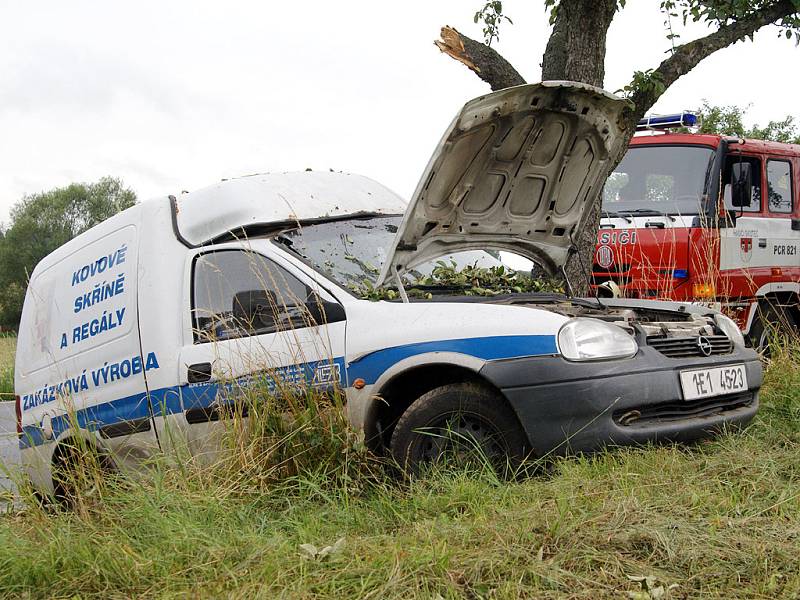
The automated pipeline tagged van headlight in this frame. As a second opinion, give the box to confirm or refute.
[714,313,745,346]
[557,318,638,361]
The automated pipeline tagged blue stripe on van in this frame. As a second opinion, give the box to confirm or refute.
[19,334,557,450]
[347,335,557,384]
[21,392,156,450]
[19,357,348,450]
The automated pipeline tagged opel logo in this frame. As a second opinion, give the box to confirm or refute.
[696,336,713,357]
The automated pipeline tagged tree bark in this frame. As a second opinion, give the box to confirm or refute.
[539,0,620,293]
[434,27,526,90]
[437,0,799,295]
[540,0,618,87]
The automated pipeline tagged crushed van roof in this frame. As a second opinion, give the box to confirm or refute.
[173,171,407,246]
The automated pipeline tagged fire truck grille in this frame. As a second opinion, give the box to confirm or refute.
[646,335,733,357]
[613,392,754,427]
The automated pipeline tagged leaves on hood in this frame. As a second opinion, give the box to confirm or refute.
[349,259,564,300]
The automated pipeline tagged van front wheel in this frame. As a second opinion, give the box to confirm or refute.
[389,382,528,477]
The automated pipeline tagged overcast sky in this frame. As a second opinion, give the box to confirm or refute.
[1,1,798,223]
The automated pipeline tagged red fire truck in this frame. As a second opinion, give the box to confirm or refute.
[593,113,800,350]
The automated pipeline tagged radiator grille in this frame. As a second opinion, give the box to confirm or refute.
[647,335,732,358]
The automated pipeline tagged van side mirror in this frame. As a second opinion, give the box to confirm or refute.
[305,293,346,326]
[730,162,752,208]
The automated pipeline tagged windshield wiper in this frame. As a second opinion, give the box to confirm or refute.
[601,210,632,224]
[618,209,676,221]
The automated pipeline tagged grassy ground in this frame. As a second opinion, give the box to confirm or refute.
[1,349,799,599]
[0,335,15,400]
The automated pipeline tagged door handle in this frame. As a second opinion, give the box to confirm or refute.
[187,362,212,383]
[792,218,800,231]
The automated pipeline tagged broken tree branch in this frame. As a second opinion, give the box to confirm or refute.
[435,26,526,91]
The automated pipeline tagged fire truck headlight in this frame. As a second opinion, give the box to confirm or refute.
[558,318,638,361]
[714,314,745,347]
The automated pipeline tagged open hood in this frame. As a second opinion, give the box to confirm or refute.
[376,81,630,286]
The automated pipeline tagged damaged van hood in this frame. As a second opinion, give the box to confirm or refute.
[376,81,630,286]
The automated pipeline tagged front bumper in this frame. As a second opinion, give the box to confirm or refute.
[479,346,761,457]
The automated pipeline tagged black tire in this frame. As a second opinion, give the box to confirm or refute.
[390,382,529,477]
[748,302,798,357]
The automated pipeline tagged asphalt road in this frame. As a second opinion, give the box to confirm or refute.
[0,402,19,497]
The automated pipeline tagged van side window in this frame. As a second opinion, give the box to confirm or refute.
[766,160,793,214]
[192,250,312,343]
[722,155,761,212]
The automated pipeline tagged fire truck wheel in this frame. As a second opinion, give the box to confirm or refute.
[748,302,798,357]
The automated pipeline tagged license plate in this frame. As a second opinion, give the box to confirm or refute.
[679,364,747,401]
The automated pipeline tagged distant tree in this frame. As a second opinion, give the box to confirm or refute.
[695,101,800,143]
[0,177,136,330]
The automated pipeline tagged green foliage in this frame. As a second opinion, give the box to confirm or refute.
[695,100,800,143]
[473,1,513,46]
[748,115,800,143]
[419,260,563,295]
[0,177,136,330]
[0,283,25,334]
[348,260,564,300]
[662,3,683,51]
[617,69,666,99]
[660,0,800,43]
[696,101,748,136]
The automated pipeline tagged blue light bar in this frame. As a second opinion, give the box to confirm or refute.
[636,112,698,131]
[673,269,689,279]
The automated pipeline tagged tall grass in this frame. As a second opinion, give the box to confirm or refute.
[1,347,799,598]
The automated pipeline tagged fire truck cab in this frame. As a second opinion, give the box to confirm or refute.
[594,114,800,350]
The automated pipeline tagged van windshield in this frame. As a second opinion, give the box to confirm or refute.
[602,145,715,216]
[278,216,404,289]
[276,216,553,298]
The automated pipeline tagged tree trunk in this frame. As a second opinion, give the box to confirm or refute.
[541,0,618,87]
[562,124,636,295]
[541,0,620,295]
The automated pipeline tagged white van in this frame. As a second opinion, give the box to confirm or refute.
[15,82,762,494]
